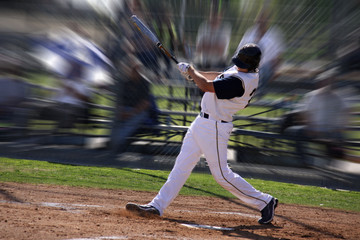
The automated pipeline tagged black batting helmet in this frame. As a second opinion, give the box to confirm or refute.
[232,43,261,72]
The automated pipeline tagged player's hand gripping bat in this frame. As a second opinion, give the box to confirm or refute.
[130,15,192,80]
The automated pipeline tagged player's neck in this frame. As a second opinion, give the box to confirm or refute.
[236,67,249,73]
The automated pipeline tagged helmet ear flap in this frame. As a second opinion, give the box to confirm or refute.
[232,43,261,72]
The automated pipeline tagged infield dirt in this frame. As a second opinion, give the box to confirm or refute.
[0,182,359,240]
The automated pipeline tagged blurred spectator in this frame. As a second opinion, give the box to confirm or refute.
[282,69,350,164]
[190,3,231,111]
[194,4,231,71]
[237,9,285,99]
[0,67,30,134]
[25,61,92,132]
[109,55,152,153]
[50,61,92,129]
[336,37,360,75]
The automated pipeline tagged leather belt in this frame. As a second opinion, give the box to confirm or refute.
[200,112,228,123]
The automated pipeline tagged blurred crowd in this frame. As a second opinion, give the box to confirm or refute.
[0,0,359,162]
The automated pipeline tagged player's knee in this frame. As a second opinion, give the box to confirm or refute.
[212,169,238,185]
[212,172,228,185]
[170,167,192,179]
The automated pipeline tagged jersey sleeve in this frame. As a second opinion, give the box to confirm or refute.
[213,76,245,99]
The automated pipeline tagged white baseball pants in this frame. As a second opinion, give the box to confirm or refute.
[150,116,272,216]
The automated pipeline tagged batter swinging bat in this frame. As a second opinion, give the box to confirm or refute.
[130,15,179,64]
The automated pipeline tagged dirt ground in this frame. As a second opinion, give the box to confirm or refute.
[0,182,359,240]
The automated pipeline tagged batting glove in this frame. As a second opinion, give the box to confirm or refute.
[177,62,192,80]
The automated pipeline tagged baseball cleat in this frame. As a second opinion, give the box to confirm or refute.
[258,197,278,224]
[126,202,160,216]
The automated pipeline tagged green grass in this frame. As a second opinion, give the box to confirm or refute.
[1,157,359,212]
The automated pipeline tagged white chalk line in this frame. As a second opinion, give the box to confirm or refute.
[65,237,126,240]
[65,234,193,240]
[180,223,235,231]
[177,210,258,231]
[0,200,103,213]
[213,211,258,219]
[40,202,103,209]
[174,209,258,219]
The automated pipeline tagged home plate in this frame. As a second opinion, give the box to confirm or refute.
[181,223,234,231]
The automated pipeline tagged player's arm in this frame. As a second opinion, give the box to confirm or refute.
[197,71,222,80]
[187,66,215,93]
[178,63,245,98]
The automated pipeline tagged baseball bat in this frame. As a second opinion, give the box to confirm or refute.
[130,15,179,64]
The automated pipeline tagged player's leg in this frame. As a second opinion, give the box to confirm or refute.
[127,119,202,216]
[149,125,202,215]
[198,121,276,223]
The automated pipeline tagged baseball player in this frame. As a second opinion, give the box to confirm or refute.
[126,43,278,224]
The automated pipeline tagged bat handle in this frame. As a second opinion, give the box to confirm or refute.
[158,44,178,64]
[172,57,179,64]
